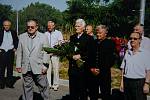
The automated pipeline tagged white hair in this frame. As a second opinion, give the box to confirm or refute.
[75,18,86,27]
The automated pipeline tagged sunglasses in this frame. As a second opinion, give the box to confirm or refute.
[129,37,140,40]
[27,26,36,29]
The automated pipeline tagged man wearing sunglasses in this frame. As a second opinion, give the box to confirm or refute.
[127,23,150,51]
[16,19,50,100]
[120,32,150,100]
[0,19,18,89]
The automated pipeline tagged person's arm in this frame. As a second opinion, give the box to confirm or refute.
[119,54,126,92]
[16,35,22,73]
[58,31,63,42]
[143,70,150,94]
[103,40,116,68]
[120,69,124,92]
[42,34,50,64]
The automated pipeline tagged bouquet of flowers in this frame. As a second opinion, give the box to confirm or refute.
[43,40,74,60]
[43,40,85,67]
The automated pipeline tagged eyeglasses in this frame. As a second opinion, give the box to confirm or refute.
[129,37,140,40]
[27,26,35,29]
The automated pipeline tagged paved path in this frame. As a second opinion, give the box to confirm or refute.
[0,79,69,100]
[0,72,150,100]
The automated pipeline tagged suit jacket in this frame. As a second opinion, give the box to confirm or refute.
[16,31,49,74]
[69,33,95,70]
[94,38,115,70]
[0,30,18,49]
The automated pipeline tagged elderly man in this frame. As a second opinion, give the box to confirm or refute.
[0,19,18,89]
[89,25,115,100]
[128,24,150,51]
[120,32,150,100]
[68,18,95,100]
[16,19,50,100]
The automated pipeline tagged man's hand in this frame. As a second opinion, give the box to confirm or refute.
[73,54,81,60]
[90,68,100,76]
[13,48,17,52]
[16,68,22,73]
[143,83,149,94]
[42,66,48,74]
[120,80,124,92]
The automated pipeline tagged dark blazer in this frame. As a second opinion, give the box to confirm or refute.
[70,33,94,60]
[94,38,115,70]
[68,33,95,70]
[0,30,18,49]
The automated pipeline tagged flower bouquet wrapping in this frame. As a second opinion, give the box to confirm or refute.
[43,40,85,68]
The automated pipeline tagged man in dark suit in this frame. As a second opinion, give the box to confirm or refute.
[89,25,116,100]
[68,18,95,100]
[0,19,18,89]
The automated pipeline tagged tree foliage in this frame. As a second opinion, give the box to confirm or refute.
[64,0,144,38]
[18,2,63,34]
[0,0,150,38]
[0,4,13,29]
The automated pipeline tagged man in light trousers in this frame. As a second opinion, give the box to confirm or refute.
[45,20,63,91]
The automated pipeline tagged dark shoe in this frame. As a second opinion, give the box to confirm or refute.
[0,85,5,89]
[6,85,14,88]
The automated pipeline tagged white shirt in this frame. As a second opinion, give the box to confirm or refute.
[45,30,63,48]
[121,48,150,79]
[0,30,14,51]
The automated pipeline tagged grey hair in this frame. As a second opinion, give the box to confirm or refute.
[75,18,86,27]
[96,24,109,31]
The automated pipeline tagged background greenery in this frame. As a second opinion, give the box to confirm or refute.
[0,0,150,38]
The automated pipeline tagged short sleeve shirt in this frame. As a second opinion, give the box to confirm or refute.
[120,48,150,79]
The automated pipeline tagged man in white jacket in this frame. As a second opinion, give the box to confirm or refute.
[45,20,63,91]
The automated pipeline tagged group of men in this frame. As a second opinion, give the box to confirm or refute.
[0,19,62,100]
[0,18,150,100]
[69,20,150,100]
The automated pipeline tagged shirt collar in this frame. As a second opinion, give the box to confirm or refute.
[77,32,83,38]
[128,47,143,55]
[4,30,10,33]
[48,29,55,34]
[28,32,37,39]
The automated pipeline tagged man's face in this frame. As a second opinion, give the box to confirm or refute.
[47,21,55,32]
[27,21,38,35]
[133,25,144,35]
[86,25,93,35]
[3,21,11,31]
[96,27,107,40]
[130,33,141,48]
[75,23,84,34]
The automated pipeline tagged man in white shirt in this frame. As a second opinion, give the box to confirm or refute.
[120,32,150,100]
[45,20,63,91]
[0,19,18,89]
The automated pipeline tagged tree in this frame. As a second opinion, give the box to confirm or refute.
[64,0,143,38]
[0,4,13,29]
[17,2,63,34]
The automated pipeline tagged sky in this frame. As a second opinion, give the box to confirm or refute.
[0,0,68,11]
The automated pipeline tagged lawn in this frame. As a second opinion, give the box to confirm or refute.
[59,60,122,88]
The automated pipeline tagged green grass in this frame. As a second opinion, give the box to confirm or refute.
[59,60,122,88]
